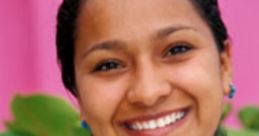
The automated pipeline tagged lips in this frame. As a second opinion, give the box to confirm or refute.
[121,107,190,135]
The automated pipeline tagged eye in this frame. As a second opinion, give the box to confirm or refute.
[164,43,192,57]
[93,59,123,73]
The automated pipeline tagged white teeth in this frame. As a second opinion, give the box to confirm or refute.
[148,120,157,129]
[164,115,171,125]
[136,122,143,130]
[131,124,138,130]
[180,112,185,117]
[176,113,181,119]
[176,112,185,120]
[171,113,177,123]
[157,118,166,128]
[130,111,186,131]
[143,122,149,129]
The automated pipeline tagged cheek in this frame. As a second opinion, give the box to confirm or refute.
[77,76,128,125]
[184,63,224,115]
[170,62,224,109]
[167,55,223,100]
[185,56,224,131]
[164,52,224,131]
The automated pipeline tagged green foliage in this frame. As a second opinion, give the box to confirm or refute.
[222,103,232,121]
[0,94,90,136]
[226,128,258,136]
[0,94,259,136]
[0,131,34,136]
[238,106,259,131]
[224,104,259,136]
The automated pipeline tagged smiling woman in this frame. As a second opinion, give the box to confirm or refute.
[56,0,232,136]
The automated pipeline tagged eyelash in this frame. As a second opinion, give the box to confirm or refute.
[92,43,192,73]
[92,59,124,73]
[163,43,192,57]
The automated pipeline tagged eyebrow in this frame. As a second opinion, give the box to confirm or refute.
[156,25,196,39]
[81,41,125,59]
[81,25,196,59]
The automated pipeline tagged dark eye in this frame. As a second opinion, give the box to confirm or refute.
[93,59,123,72]
[164,44,192,57]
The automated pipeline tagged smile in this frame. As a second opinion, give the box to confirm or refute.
[123,108,189,133]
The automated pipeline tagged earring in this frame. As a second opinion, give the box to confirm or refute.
[228,83,236,99]
[81,120,90,130]
[80,115,90,130]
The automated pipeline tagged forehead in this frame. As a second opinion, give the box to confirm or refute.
[76,0,210,43]
[83,0,194,16]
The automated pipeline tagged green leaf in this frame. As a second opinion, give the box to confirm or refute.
[0,132,19,136]
[238,106,259,131]
[5,94,88,136]
[226,128,259,136]
[222,103,232,121]
[0,131,34,136]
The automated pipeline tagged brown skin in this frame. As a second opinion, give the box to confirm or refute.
[74,0,232,135]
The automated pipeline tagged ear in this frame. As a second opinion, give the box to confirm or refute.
[219,39,233,95]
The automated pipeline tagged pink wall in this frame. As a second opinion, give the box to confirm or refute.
[0,0,259,132]
[219,0,259,127]
[0,0,66,131]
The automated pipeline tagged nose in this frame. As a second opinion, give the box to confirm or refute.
[127,60,172,107]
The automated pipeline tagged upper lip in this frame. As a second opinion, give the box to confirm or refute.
[118,107,190,126]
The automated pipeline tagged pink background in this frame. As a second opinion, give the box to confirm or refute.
[0,0,259,132]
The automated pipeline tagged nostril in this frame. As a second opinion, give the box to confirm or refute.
[126,65,172,106]
[126,88,170,107]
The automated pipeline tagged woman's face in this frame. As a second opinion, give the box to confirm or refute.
[74,0,232,135]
